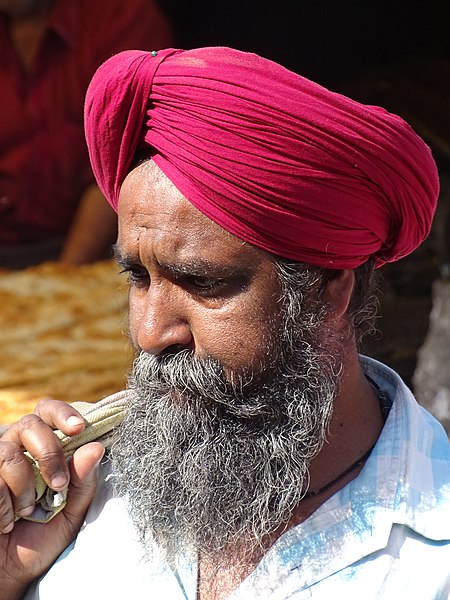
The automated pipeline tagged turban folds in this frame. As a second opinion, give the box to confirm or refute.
[84,47,439,269]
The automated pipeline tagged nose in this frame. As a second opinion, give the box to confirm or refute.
[133,284,193,356]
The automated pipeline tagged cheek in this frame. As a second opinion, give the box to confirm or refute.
[194,301,280,373]
[127,291,144,349]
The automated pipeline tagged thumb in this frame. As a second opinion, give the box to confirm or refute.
[60,442,105,534]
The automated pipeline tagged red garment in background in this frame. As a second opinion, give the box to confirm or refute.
[0,0,173,245]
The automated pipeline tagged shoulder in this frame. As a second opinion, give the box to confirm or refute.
[360,356,450,539]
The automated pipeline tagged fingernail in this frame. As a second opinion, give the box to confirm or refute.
[51,472,69,489]
[67,415,84,427]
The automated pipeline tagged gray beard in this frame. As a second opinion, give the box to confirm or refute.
[110,291,343,563]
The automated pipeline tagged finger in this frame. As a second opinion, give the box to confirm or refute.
[0,441,36,530]
[33,397,86,435]
[59,442,105,533]
[1,414,69,491]
[0,443,104,595]
[0,476,15,533]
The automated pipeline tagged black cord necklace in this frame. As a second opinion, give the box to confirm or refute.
[302,378,390,501]
[302,442,376,500]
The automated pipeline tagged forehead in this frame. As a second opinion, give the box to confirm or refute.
[117,161,267,267]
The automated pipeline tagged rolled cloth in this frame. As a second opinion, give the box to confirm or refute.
[84,47,439,269]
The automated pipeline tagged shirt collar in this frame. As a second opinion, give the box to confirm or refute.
[360,355,450,541]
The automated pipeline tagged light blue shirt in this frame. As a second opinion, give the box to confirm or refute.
[26,357,450,599]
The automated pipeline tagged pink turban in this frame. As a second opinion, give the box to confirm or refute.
[84,47,439,269]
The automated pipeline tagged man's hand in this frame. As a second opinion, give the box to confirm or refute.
[0,400,104,599]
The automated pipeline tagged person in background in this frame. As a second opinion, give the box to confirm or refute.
[0,46,449,599]
[0,0,173,268]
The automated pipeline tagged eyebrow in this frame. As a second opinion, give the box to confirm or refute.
[162,260,247,280]
[113,244,251,279]
[113,244,134,268]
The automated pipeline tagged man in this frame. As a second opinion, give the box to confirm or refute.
[0,0,173,267]
[0,47,449,599]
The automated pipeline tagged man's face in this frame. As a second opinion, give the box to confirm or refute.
[116,160,283,380]
[112,160,342,563]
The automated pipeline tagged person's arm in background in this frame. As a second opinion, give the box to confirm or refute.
[59,0,174,265]
[58,184,117,265]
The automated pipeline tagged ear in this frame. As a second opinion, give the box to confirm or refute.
[322,269,355,321]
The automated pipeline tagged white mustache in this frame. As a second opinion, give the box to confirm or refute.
[129,350,285,419]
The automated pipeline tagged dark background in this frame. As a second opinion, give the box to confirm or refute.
[160,1,450,86]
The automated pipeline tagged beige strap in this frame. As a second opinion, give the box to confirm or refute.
[18,390,129,523]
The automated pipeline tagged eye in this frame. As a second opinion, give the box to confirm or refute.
[119,265,149,288]
[188,275,226,295]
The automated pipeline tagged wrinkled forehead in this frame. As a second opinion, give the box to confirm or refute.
[118,159,232,235]
[117,159,268,268]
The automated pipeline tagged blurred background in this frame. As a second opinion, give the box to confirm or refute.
[1,0,449,432]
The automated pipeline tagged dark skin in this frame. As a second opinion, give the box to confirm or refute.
[0,162,384,600]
